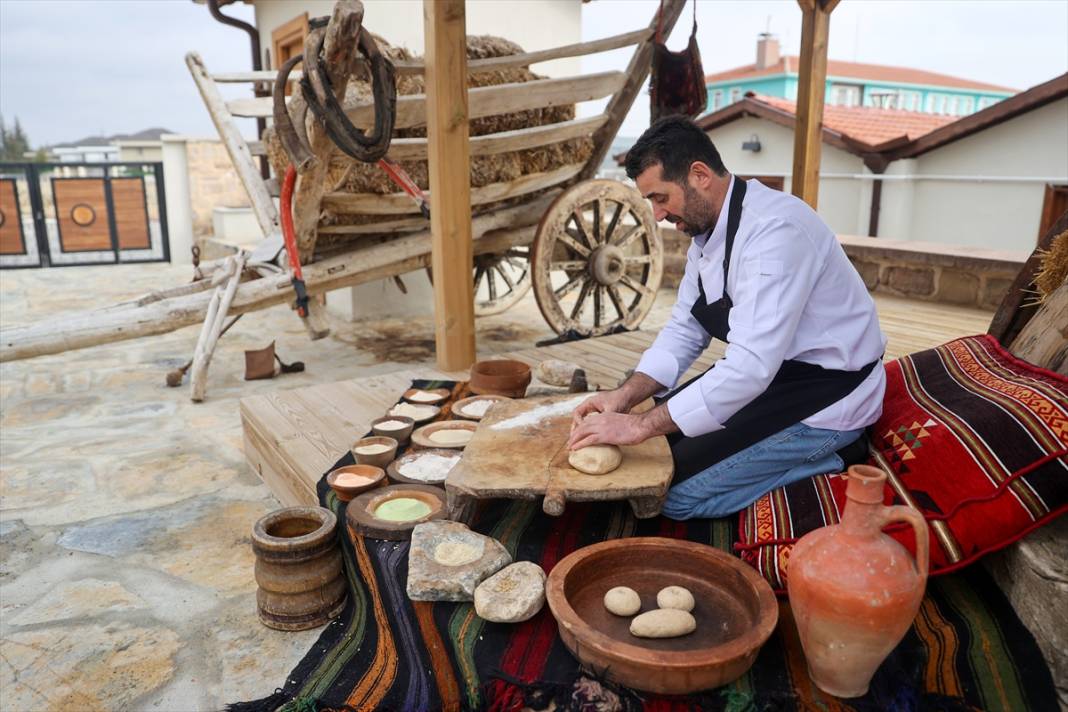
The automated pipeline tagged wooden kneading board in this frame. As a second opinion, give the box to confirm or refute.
[445,393,674,519]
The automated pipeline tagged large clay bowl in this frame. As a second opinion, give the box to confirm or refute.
[545,537,778,695]
[451,394,511,421]
[387,448,463,488]
[469,359,531,398]
[326,464,386,502]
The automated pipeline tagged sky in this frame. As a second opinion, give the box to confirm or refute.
[0,0,1066,148]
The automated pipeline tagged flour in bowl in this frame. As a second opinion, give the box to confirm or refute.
[460,399,494,418]
[408,389,442,403]
[390,403,438,420]
[398,452,461,483]
[429,428,473,446]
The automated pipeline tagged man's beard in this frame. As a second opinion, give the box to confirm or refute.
[666,183,718,237]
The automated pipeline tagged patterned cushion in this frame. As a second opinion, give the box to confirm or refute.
[737,334,1068,593]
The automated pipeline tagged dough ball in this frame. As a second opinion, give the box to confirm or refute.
[629,609,697,639]
[656,585,695,612]
[569,445,622,475]
[603,586,641,616]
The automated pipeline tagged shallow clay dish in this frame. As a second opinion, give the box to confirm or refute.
[351,435,399,468]
[371,415,415,444]
[545,537,778,695]
[402,387,451,406]
[411,420,478,450]
[386,402,441,425]
[326,464,386,502]
[469,359,531,398]
[346,484,447,541]
[451,394,511,421]
[387,448,463,488]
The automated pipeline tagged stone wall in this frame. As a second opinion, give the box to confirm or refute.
[184,140,251,238]
[657,228,1027,311]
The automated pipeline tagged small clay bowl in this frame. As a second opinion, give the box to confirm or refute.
[451,394,511,421]
[326,464,385,502]
[411,420,478,450]
[402,387,451,406]
[469,359,532,398]
[351,435,399,468]
[346,483,447,541]
[386,402,442,424]
[387,448,463,488]
[371,415,415,445]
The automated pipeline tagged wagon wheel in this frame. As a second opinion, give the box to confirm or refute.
[532,180,662,337]
[473,247,531,316]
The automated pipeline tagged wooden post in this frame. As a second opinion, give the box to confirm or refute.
[424,0,476,371]
[791,0,838,209]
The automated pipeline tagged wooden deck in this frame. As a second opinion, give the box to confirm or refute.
[241,294,993,507]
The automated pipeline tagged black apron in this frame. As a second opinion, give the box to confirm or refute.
[662,177,879,482]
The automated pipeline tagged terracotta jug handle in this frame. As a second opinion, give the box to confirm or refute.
[881,505,929,579]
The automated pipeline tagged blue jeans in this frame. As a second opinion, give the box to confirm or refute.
[662,423,864,520]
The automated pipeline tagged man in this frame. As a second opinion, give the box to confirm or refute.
[568,116,886,519]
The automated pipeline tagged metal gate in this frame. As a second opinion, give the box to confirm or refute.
[0,162,170,269]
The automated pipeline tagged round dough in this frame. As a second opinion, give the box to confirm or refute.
[569,445,622,475]
[603,586,641,616]
[656,585,695,612]
[429,429,473,446]
[630,609,697,638]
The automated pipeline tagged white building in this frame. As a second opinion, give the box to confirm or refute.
[694,73,1068,252]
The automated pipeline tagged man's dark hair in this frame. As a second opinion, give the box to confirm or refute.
[624,116,727,183]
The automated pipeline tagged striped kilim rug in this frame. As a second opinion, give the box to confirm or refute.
[230,380,1058,712]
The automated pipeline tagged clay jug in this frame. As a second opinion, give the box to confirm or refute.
[787,465,929,698]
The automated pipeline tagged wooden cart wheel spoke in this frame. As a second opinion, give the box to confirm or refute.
[620,273,654,298]
[613,224,645,250]
[534,180,662,337]
[603,199,624,243]
[607,283,628,319]
[554,273,586,300]
[550,260,589,272]
[473,246,532,317]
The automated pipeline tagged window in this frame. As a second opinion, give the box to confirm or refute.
[960,97,974,114]
[712,90,723,111]
[947,95,959,115]
[900,91,920,111]
[978,96,999,110]
[830,83,861,107]
[272,13,309,95]
[729,87,742,104]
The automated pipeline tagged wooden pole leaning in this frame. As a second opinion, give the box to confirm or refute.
[424,0,476,371]
[191,251,248,402]
[790,0,838,209]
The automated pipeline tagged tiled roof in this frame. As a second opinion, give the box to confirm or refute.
[705,57,1015,93]
[754,95,957,147]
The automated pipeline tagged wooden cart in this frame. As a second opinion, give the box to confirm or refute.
[0,0,688,399]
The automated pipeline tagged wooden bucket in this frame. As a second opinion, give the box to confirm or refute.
[252,506,347,631]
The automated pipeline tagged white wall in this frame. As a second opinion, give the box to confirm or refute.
[253,0,582,77]
[906,98,1068,250]
[703,117,867,236]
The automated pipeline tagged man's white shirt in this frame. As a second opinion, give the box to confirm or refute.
[635,177,887,437]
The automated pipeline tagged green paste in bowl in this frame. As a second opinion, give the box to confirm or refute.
[374,497,432,522]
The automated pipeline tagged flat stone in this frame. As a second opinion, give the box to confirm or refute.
[407,521,511,601]
[886,265,935,297]
[850,258,881,290]
[0,622,180,709]
[534,359,582,387]
[981,277,1014,309]
[474,561,546,623]
[938,269,980,305]
[8,578,147,626]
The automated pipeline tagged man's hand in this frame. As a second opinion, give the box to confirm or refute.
[567,404,679,450]
[570,389,631,430]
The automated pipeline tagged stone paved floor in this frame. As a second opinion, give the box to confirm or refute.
[0,262,679,710]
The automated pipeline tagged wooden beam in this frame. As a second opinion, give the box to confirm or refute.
[424,0,476,371]
[211,28,651,82]
[790,0,834,209]
[226,71,625,123]
[581,0,688,180]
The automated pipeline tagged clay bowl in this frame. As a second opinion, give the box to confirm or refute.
[402,387,451,406]
[326,464,386,502]
[386,402,441,425]
[411,420,478,450]
[469,359,532,398]
[545,537,778,695]
[371,415,415,445]
[451,394,511,421]
[387,448,463,488]
[346,484,447,541]
[351,435,399,468]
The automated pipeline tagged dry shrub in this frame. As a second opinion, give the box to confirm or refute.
[1035,229,1068,301]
